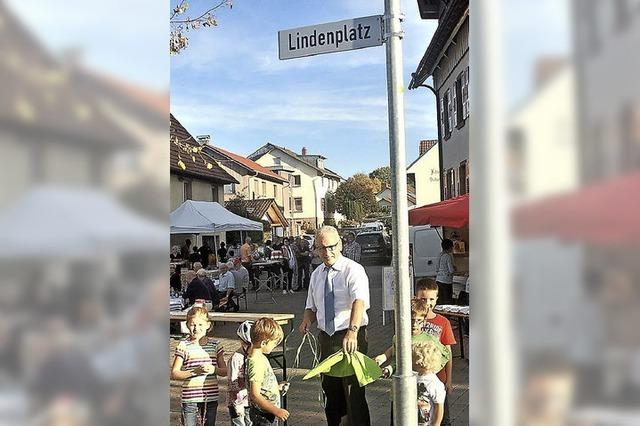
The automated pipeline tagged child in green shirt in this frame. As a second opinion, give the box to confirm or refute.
[247,318,289,425]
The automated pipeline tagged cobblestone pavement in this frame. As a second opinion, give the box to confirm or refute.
[170,264,469,425]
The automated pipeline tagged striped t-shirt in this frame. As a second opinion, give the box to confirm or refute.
[175,337,224,403]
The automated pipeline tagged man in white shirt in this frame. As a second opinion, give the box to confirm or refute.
[218,261,239,312]
[299,226,371,426]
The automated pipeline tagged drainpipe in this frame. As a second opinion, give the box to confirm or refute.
[414,79,444,201]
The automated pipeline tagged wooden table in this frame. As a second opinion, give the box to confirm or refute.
[433,308,469,359]
[170,311,296,415]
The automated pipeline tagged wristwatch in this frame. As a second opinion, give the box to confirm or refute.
[347,325,359,333]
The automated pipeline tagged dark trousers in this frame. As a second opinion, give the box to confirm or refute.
[242,262,255,288]
[296,258,311,290]
[282,263,294,291]
[319,328,371,426]
[436,281,454,305]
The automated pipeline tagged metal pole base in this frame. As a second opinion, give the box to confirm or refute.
[392,372,418,425]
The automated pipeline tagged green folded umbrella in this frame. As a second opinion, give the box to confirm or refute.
[303,350,382,387]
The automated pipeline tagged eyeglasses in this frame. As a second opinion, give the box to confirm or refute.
[317,242,340,252]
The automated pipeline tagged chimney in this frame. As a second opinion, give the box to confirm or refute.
[196,135,211,145]
[419,139,437,156]
[301,147,308,156]
[534,57,566,88]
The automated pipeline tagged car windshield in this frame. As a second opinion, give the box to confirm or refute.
[356,234,384,245]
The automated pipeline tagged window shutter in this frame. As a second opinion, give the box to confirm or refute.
[463,67,470,118]
[440,96,446,137]
[452,84,458,129]
[445,89,452,137]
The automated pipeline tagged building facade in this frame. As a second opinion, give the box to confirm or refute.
[249,144,342,235]
[410,0,469,201]
[407,139,440,207]
[169,114,237,212]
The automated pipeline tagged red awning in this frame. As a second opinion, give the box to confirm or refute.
[409,194,469,228]
[514,172,640,245]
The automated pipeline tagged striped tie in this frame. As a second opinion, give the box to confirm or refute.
[324,265,335,335]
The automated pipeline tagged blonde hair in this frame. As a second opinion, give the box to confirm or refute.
[411,298,430,318]
[186,305,209,323]
[250,317,284,345]
[412,340,442,373]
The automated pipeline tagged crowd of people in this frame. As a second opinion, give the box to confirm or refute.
[171,226,462,426]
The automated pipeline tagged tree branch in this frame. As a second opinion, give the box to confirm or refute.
[171,0,229,24]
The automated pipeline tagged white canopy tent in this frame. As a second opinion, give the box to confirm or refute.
[0,186,167,259]
[170,200,262,234]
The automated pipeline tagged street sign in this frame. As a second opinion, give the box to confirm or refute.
[278,15,383,60]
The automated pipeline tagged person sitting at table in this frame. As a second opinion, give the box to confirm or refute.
[170,245,181,260]
[218,262,239,312]
[183,270,211,307]
[231,258,250,293]
[171,264,183,294]
[197,268,221,310]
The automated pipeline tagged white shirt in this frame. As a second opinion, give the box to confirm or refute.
[305,255,370,333]
[416,372,446,425]
[218,271,235,291]
[231,266,249,289]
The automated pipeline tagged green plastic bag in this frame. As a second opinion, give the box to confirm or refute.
[303,350,382,387]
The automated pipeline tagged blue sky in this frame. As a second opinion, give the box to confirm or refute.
[6,0,569,180]
[170,0,440,178]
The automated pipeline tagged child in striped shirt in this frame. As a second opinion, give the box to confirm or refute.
[171,306,227,426]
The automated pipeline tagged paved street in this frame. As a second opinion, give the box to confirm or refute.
[170,264,469,425]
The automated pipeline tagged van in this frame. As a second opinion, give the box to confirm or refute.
[409,225,442,279]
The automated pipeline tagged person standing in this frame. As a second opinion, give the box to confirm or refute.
[181,239,192,260]
[295,237,311,291]
[240,238,255,290]
[217,242,229,264]
[343,232,362,263]
[299,226,371,426]
[435,239,456,305]
[199,241,213,269]
[281,238,296,294]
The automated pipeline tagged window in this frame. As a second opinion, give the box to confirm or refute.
[444,168,456,199]
[455,71,467,127]
[183,181,192,201]
[274,157,281,166]
[224,183,235,194]
[462,67,470,119]
[294,197,303,212]
[321,198,326,212]
[262,181,266,195]
[447,88,454,135]
[458,161,467,195]
[620,103,640,171]
[317,158,324,168]
[451,82,458,129]
[253,180,258,199]
[292,175,301,187]
[273,184,277,198]
[211,185,219,202]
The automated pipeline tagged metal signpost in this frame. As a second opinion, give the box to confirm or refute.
[278,0,416,424]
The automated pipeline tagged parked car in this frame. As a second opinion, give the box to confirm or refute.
[355,231,391,264]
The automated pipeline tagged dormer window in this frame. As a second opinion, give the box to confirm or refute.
[317,158,324,169]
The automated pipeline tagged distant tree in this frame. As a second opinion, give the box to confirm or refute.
[334,173,382,221]
[369,166,392,189]
[170,0,233,55]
